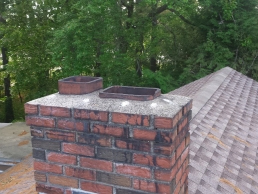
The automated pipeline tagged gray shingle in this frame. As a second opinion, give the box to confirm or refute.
[170,67,258,194]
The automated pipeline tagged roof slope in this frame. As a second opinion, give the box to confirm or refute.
[169,67,258,194]
[0,155,37,194]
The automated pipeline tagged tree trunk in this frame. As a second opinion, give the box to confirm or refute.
[1,47,8,66]
[4,74,11,97]
[95,41,102,77]
[150,57,158,72]
[2,47,14,122]
[150,13,158,72]
[135,33,144,77]
[2,47,11,97]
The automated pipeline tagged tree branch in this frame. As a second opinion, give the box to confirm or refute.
[148,4,168,17]
[168,8,195,26]
[147,4,195,26]
[155,4,168,15]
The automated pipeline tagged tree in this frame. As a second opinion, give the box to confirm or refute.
[0,0,14,122]
[180,0,258,82]
[2,0,59,101]
[50,0,198,92]
[1,0,258,121]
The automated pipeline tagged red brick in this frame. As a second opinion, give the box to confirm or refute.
[184,185,188,194]
[31,128,44,138]
[63,143,94,157]
[40,106,71,117]
[65,166,96,181]
[34,171,46,182]
[49,174,78,188]
[183,100,193,115]
[181,147,189,164]
[182,156,189,172]
[24,104,38,114]
[133,153,154,166]
[57,119,74,130]
[185,132,190,146]
[181,167,189,185]
[176,109,183,122]
[115,139,151,152]
[57,119,84,131]
[185,178,188,187]
[92,124,128,137]
[160,131,177,143]
[174,183,181,194]
[156,155,175,169]
[172,110,182,127]
[179,185,185,194]
[181,159,186,172]
[78,133,111,147]
[112,112,149,126]
[175,127,187,148]
[177,157,182,170]
[133,129,157,141]
[157,183,172,193]
[47,152,77,165]
[46,130,75,142]
[38,106,51,116]
[176,139,185,159]
[74,109,108,122]
[177,117,188,134]
[65,190,72,194]
[80,157,113,172]
[26,116,55,128]
[154,143,175,156]
[81,181,113,194]
[75,121,84,131]
[115,164,151,178]
[154,117,173,129]
[154,168,177,182]
[34,160,62,174]
[176,167,183,184]
[133,179,156,192]
[36,183,63,194]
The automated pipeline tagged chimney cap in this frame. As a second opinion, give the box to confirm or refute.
[99,86,161,101]
[58,76,103,95]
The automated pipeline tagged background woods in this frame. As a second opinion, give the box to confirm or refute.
[0,0,258,122]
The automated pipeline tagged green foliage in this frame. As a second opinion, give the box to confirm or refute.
[1,0,58,101]
[12,97,25,122]
[181,0,258,82]
[49,0,199,87]
[140,69,174,93]
[0,0,258,120]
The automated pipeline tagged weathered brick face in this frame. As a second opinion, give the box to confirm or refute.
[25,98,192,194]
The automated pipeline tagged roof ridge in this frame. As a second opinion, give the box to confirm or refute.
[191,67,233,118]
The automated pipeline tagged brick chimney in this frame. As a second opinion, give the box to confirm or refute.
[25,76,192,194]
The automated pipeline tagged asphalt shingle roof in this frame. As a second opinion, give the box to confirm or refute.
[169,67,258,194]
[0,155,36,193]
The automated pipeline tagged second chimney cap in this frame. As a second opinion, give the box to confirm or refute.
[99,86,161,101]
